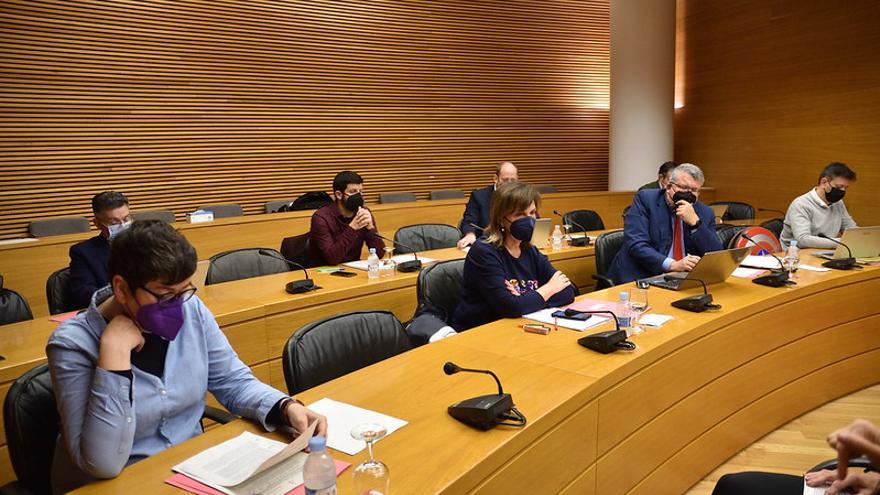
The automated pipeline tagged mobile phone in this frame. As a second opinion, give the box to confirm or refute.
[551,310,591,321]
[330,271,357,278]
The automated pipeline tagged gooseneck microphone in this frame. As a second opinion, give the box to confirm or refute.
[664,275,720,312]
[551,210,590,247]
[265,249,318,294]
[818,234,858,270]
[571,310,636,353]
[739,233,792,287]
[374,233,422,272]
[443,362,525,430]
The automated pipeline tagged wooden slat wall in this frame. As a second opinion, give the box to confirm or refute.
[674,0,880,227]
[0,0,610,240]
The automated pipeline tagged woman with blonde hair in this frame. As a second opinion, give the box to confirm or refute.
[450,182,576,331]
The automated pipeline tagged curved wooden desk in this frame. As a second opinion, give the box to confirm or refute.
[70,258,879,494]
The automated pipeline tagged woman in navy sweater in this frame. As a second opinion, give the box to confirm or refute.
[450,182,576,332]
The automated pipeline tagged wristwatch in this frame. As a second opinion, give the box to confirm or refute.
[690,219,702,230]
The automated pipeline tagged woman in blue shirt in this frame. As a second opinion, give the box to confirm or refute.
[450,182,576,331]
[46,220,327,494]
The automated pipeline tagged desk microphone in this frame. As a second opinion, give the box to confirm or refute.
[443,362,526,430]
[666,275,720,312]
[374,233,422,272]
[573,310,636,353]
[739,233,792,287]
[551,210,590,246]
[265,249,318,294]
[758,208,786,216]
[818,234,858,270]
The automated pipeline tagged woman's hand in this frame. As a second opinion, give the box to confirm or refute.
[98,314,145,371]
[536,271,571,301]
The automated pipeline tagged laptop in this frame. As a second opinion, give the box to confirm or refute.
[531,218,553,248]
[642,247,751,290]
[813,226,880,261]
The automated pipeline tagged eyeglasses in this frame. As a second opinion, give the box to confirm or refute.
[669,181,701,194]
[139,284,197,307]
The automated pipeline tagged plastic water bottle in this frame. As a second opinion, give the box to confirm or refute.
[303,436,337,495]
[551,225,563,251]
[367,248,380,280]
[617,291,635,335]
[783,240,799,274]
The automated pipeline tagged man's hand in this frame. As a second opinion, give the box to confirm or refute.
[98,314,145,371]
[825,471,880,495]
[669,255,700,272]
[284,402,328,439]
[457,232,477,250]
[675,200,700,227]
[349,208,371,230]
[828,419,880,480]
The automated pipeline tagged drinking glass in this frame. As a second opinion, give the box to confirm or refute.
[380,247,396,278]
[562,223,574,246]
[351,423,390,495]
[629,283,650,316]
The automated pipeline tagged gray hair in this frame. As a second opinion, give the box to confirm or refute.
[671,163,705,185]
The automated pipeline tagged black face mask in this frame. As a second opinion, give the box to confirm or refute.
[825,186,845,204]
[343,192,364,211]
[672,190,697,205]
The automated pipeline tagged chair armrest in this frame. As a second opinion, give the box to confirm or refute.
[807,457,875,473]
[202,405,237,425]
[592,274,615,291]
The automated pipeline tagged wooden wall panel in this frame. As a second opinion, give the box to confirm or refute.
[675,0,880,227]
[0,0,610,239]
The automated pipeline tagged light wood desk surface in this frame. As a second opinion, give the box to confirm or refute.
[70,253,880,494]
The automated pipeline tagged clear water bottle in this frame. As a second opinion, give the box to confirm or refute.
[367,248,380,280]
[617,291,636,335]
[783,240,799,274]
[551,225,563,251]
[303,436,337,495]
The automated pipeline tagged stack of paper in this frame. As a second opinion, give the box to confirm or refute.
[307,398,408,455]
[523,308,611,332]
[343,254,436,271]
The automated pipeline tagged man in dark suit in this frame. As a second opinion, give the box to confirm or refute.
[607,163,723,284]
[457,161,518,249]
[69,191,131,309]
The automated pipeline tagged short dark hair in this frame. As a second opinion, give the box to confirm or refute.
[108,220,197,290]
[819,162,856,184]
[659,161,677,176]
[332,171,363,193]
[91,191,129,215]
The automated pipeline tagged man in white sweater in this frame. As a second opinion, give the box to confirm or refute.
[780,162,858,249]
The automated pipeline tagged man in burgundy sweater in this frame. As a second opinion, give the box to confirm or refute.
[309,171,385,266]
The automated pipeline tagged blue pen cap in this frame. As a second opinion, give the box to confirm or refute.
[308,435,327,452]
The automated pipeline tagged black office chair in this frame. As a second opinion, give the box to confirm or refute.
[27,217,90,238]
[274,192,334,213]
[710,201,755,221]
[281,311,412,394]
[562,209,606,233]
[206,248,291,285]
[393,224,461,254]
[715,224,747,249]
[0,275,33,325]
[46,267,75,315]
[429,189,465,200]
[130,209,176,223]
[279,233,312,269]
[761,218,784,242]
[378,192,417,204]
[416,259,465,320]
[535,185,558,194]
[592,229,625,290]
[196,203,244,219]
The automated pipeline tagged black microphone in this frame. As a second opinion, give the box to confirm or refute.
[818,234,858,270]
[663,275,719,312]
[374,233,422,272]
[262,249,318,294]
[572,310,636,353]
[552,210,590,247]
[739,233,792,287]
[758,208,785,216]
[443,362,525,430]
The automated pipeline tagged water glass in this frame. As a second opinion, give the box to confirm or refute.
[351,423,390,495]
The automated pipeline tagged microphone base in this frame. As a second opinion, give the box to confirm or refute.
[822,258,857,270]
[397,260,422,272]
[448,393,513,431]
[285,279,318,294]
[671,294,719,313]
[752,270,793,287]
[578,329,631,354]
[569,237,590,247]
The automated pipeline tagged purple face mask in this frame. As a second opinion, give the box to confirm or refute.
[135,297,185,341]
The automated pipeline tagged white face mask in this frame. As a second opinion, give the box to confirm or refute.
[107,221,132,241]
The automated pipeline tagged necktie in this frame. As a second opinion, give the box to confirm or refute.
[673,217,684,260]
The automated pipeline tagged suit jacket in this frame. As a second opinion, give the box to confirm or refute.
[69,234,110,309]
[459,185,494,236]
[607,188,723,284]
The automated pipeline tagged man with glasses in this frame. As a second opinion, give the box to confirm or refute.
[608,163,723,284]
[69,191,133,309]
[780,162,858,249]
[47,220,327,493]
[309,170,385,265]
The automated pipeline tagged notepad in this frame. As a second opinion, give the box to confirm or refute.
[523,308,612,332]
[306,398,408,455]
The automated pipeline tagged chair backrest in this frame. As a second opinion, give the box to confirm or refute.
[710,201,755,221]
[46,267,74,315]
[279,233,312,268]
[562,209,605,232]
[282,311,412,394]
[0,275,34,325]
[378,192,417,204]
[393,224,461,254]
[206,248,290,285]
[731,226,783,254]
[535,185,558,194]
[715,224,747,249]
[3,363,58,495]
[416,259,465,320]
[429,189,465,200]
[760,218,784,242]
[594,229,625,290]
[264,199,296,214]
[131,209,176,223]
[197,203,243,219]
[28,217,90,238]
